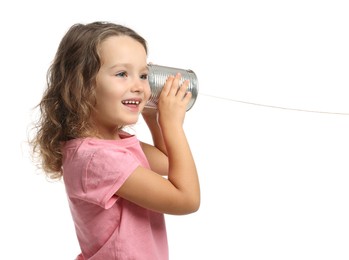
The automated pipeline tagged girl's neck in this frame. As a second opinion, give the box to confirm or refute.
[91,128,122,140]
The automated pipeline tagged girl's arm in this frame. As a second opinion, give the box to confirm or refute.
[116,73,200,215]
[140,108,169,176]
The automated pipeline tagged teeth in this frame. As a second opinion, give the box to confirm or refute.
[122,100,140,105]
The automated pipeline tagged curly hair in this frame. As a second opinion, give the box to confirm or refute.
[30,21,148,180]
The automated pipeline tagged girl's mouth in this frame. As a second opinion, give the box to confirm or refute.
[121,100,141,105]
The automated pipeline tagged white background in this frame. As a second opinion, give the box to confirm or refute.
[1,0,348,259]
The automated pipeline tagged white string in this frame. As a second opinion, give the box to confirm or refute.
[199,93,349,116]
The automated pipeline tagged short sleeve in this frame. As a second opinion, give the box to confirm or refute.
[83,147,140,209]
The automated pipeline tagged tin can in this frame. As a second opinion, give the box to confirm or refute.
[146,64,199,111]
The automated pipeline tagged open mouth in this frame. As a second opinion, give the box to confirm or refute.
[121,99,141,106]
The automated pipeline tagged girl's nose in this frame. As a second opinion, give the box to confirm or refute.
[131,78,146,93]
[131,78,149,92]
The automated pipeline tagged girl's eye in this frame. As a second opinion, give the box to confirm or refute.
[116,71,127,77]
[140,74,148,80]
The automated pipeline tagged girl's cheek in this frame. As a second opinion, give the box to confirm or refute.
[145,85,151,99]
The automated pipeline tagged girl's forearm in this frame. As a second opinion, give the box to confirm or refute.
[142,113,168,156]
[161,124,200,212]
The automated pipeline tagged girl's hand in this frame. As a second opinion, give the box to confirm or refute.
[158,73,192,129]
[141,106,158,121]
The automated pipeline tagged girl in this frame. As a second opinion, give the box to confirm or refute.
[30,21,200,259]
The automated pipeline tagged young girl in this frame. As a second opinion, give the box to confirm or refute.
[30,21,200,259]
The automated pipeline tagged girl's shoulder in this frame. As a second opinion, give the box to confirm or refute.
[63,133,139,150]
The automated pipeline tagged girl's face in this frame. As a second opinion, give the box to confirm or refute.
[92,35,150,139]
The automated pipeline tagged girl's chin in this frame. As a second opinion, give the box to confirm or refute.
[120,116,140,126]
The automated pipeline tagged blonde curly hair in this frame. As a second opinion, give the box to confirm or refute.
[29,21,148,180]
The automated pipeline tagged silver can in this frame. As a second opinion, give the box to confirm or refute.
[146,64,199,111]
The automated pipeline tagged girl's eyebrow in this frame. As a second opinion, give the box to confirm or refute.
[108,63,148,72]
[107,63,130,70]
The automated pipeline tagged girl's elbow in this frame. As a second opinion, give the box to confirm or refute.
[179,196,201,215]
[189,197,201,213]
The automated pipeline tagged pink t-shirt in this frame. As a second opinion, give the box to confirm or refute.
[62,132,168,260]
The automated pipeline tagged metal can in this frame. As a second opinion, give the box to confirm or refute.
[146,64,199,111]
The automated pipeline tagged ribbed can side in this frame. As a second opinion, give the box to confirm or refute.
[147,64,199,111]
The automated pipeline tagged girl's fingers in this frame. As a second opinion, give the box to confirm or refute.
[177,79,190,98]
[160,75,175,97]
[160,73,191,102]
[179,81,192,108]
[183,90,192,103]
[168,73,181,96]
